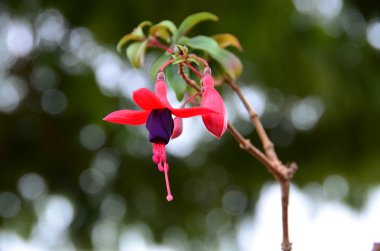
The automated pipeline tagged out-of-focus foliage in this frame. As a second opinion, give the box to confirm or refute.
[117,12,243,99]
[1,0,380,250]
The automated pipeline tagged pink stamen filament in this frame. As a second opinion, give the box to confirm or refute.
[152,142,173,201]
[152,142,166,171]
[164,163,173,201]
[184,61,202,78]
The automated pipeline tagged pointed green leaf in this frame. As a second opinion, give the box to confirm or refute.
[117,21,151,53]
[126,40,148,68]
[135,21,152,34]
[176,45,188,55]
[149,20,177,42]
[149,53,172,80]
[179,35,242,79]
[175,12,218,41]
[172,57,185,65]
[117,34,144,53]
[187,57,200,66]
[154,29,171,42]
[212,33,243,51]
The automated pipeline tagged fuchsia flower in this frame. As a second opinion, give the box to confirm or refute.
[201,67,227,139]
[103,72,215,201]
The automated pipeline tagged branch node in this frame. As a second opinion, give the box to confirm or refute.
[373,243,380,251]
[281,242,292,251]
[249,112,258,121]
[286,162,298,179]
[239,139,251,150]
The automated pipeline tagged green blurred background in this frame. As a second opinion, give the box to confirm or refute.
[0,0,380,250]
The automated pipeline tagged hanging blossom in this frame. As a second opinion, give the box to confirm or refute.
[201,67,227,138]
[103,72,216,201]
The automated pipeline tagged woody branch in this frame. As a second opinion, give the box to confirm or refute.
[178,58,297,251]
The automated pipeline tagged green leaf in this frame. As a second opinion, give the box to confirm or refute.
[117,34,144,53]
[179,35,242,79]
[135,21,152,35]
[126,40,149,68]
[149,53,172,80]
[165,65,187,101]
[175,12,218,41]
[212,33,243,51]
[176,45,188,55]
[149,20,177,42]
[187,57,200,66]
[117,21,151,52]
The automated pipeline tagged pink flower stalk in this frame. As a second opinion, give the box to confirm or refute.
[103,72,215,201]
[201,67,227,139]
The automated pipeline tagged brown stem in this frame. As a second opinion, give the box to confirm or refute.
[178,63,201,92]
[224,77,298,251]
[373,243,380,251]
[224,78,278,161]
[178,58,297,251]
[280,180,292,251]
[227,123,278,177]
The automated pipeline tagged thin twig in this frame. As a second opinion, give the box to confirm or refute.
[190,54,209,66]
[177,54,297,251]
[224,77,278,161]
[280,180,292,251]
[160,59,174,72]
[178,63,201,92]
[227,123,278,176]
[149,37,170,51]
[184,61,202,78]
[373,243,380,251]
[224,77,297,251]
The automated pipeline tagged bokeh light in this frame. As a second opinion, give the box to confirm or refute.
[1,1,380,251]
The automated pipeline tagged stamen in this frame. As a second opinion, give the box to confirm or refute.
[151,142,173,201]
[163,162,173,201]
[152,142,166,170]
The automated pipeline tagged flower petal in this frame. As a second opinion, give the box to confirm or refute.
[171,106,216,118]
[155,79,172,108]
[171,117,183,139]
[202,72,215,88]
[103,110,150,125]
[133,88,165,110]
[201,86,227,139]
[146,108,173,144]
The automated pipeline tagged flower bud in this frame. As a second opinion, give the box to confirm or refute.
[200,73,227,139]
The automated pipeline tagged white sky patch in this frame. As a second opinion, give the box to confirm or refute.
[237,183,380,251]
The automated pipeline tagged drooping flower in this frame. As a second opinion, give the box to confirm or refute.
[103,72,215,201]
[201,67,227,139]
